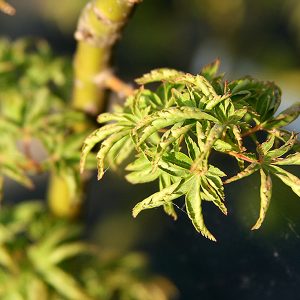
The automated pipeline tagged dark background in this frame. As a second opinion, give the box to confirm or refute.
[1,1,300,299]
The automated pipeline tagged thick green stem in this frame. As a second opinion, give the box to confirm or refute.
[73,0,139,114]
[48,0,140,218]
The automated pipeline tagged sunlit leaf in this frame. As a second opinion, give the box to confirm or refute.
[264,102,300,129]
[133,106,218,146]
[268,165,300,197]
[160,174,178,220]
[80,124,125,173]
[200,59,221,81]
[224,163,260,184]
[132,180,183,217]
[126,162,161,184]
[273,152,300,165]
[96,129,131,179]
[136,68,184,85]
[257,134,275,156]
[185,135,200,160]
[185,176,216,241]
[265,133,297,159]
[154,123,192,167]
[252,169,272,230]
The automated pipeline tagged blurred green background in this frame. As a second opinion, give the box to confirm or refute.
[1,0,300,299]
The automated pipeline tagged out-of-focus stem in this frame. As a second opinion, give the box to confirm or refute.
[48,0,140,219]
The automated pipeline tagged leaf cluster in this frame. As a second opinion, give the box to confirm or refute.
[0,39,95,201]
[0,201,176,300]
[81,61,300,241]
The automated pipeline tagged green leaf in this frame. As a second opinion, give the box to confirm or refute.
[196,121,205,151]
[264,102,300,129]
[206,174,225,200]
[106,135,134,171]
[160,174,178,220]
[171,88,196,107]
[205,94,230,110]
[80,124,125,173]
[96,129,131,179]
[200,59,221,81]
[2,163,33,189]
[133,106,218,146]
[185,176,216,241]
[257,134,276,155]
[213,139,236,152]
[255,83,281,121]
[48,243,89,265]
[132,180,183,217]
[191,124,224,170]
[185,135,200,160]
[40,266,92,300]
[23,88,50,126]
[224,163,260,184]
[200,176,227,215]
[265,133,297,159]
[158,159,190,177]
[268,165,300,197]
[125,163,160,184]
[202,124,224,154]
[227,108,248,123]
[97,112,137,124]
[125,154,150,172]
[163,203,178,220]
[252,169,272,230]
[178,74,217,98]
[232,125,245,152]
[229,78,281,122]
[154,123,192,167]
[0,246,18,273]
[37,225,81,251]
[208,165,227,177]
[273,152,300,165]
[26,277,48,300]
[162,151,193,170]
[135,68,184,85]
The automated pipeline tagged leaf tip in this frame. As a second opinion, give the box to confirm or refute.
[132,208,139,218]
[251,222,262,231]
[207,234,217,242]
[97,169,104,180]
[197,227,217,242]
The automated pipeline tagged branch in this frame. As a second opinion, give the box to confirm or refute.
[72,0,140,114]
[48,0,141,219]
[226,151,258,163]
[242,124,263,137]
[94,70,134,98]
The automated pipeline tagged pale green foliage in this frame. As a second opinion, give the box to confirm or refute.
[0,39,95,200]
[81,61,300,241]
[0,39,175,300]
[0,202,176,300]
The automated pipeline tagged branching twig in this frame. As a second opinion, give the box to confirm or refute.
[226,151,258,163]
[94,70,134,98]
[242,124,263,137]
